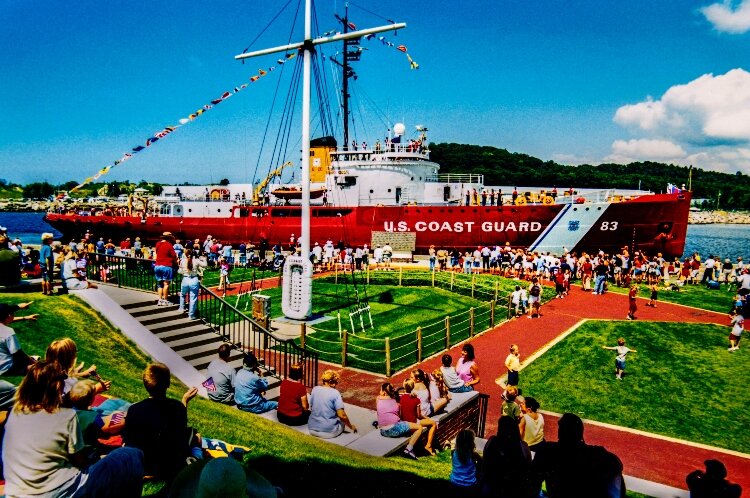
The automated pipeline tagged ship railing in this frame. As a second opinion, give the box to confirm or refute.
[425,173,485,184]
[83,253,318,388]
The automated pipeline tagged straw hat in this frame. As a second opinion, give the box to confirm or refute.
[41,233,54,241]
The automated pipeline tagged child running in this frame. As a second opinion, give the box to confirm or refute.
[602,338,637,380]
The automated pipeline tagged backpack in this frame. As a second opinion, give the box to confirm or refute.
[530,285,541,297]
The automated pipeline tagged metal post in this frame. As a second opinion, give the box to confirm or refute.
[300,322,307,348]
[417,327,422,363]
[399,267,403,286]
[490,300,496,327]
[385,337,391,377]
[445,316,450,350]
[470,307,475,337]
[341,329,348,367]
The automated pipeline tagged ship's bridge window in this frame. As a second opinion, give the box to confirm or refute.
[159,204,171,216]
[272,208,301,217]
[338,176,357,187]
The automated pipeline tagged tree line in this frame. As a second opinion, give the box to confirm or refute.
[429,143,750,210]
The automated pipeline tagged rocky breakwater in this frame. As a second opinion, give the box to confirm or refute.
[689,210,750,224]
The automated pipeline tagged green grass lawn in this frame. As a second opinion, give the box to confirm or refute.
[0,292,457,497]
[521,320,750,454]
[234,282,491,374]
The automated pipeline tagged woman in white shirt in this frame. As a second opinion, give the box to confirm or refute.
[518,396,545,452]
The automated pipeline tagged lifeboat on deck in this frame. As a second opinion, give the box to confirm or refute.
[271,187,327,200]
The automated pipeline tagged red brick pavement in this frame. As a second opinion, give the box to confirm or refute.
[211,271,747,490]
[331,285,747,492]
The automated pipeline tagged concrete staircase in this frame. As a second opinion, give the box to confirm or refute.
[102,286,282,395]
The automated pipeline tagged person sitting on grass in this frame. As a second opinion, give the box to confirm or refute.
[277,362,310,426]
[124,363,199,482]
[46,337,111,395]
[3,361,145,498]
[375,382,424,460]
[61,247,98,290]
[0,303,38,377]
[602,337,637,380]
[450,429,481,492]
[308,370,357,439]
[235,352,277,414]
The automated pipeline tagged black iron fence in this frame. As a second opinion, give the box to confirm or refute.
[85,253,318,388]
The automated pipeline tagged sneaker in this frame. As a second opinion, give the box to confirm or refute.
[403,449,418,460]
[626,315,632,320]
[729,347,734,351]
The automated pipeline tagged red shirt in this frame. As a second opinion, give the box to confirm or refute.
[155,240,177,267]
[629,287,637,300]
[399,394,420,423]
[277,379,307,417]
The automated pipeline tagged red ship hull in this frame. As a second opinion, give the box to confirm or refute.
[44,192,690,257]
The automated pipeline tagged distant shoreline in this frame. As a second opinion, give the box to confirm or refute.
[688,210,750,224]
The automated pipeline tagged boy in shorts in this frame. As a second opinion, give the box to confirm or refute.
[602,338,637,380]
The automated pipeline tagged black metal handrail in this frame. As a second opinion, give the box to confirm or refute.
[84,253,180,295]
[196,285,319,388]
[85,253,318,388]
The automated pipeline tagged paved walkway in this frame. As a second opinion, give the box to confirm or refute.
[206,269,748,492]
[330,284,748,493]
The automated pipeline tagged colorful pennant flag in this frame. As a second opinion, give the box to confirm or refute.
[67,51,298,194]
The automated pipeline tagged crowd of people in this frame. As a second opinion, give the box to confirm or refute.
[0,304,280,497]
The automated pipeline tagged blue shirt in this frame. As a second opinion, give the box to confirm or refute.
[308,386,344,433]
[234,367,269,410]
[450,450,477,487]
[40,244,53,266]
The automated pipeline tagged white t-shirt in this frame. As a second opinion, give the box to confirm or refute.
[522,412,545,446]
[731,315,744,337]
[3,408,85,497]
[0,323,21,375]
[616,346,632,361]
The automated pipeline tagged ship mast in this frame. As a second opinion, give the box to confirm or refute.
[236,2,404,319]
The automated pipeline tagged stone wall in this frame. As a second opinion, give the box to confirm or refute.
[689,210,750,224]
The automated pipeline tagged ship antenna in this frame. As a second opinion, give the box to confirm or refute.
[235,1,404,319]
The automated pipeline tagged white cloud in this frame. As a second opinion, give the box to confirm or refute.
[613,69,750,145]
[701,0,750,34]
[605,139,687,164]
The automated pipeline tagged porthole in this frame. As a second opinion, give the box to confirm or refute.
[388,189,392,193]
[370,189,374,194]
[585,207,590,211]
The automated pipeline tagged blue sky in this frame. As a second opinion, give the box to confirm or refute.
[1,0,749,186]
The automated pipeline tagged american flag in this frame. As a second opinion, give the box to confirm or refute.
[110,411,125,426]
[202,377,216,392]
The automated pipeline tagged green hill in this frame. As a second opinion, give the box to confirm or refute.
[430,143,750,209]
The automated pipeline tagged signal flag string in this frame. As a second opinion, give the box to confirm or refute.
[65,52,298,197]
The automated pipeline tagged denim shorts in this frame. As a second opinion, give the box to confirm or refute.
[615,359,626,370]
[154,265,174,282]
[380,422,411,438]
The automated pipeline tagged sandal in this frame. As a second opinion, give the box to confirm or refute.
[424,446,436,456]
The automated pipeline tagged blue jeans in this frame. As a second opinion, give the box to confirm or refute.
[180,276,200,318]
[595,275,607,294]
[429,257,436,271]
[448,384,473,393]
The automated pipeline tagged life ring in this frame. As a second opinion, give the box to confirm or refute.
[542,196,554,205]
[210,188,229,200]
[514,196,527,206]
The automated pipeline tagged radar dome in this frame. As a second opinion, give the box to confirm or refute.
[393,123,406,136]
